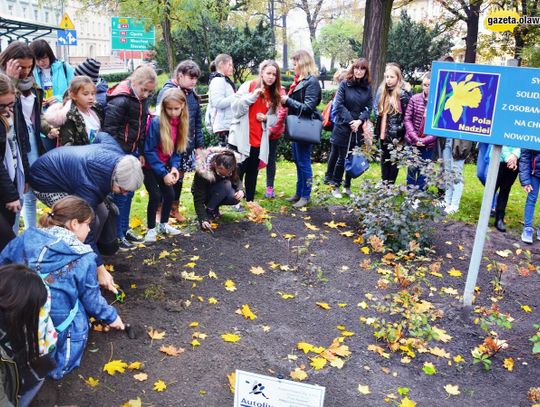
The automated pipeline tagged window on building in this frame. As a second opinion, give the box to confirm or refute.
[8,4,13,15]
[34,10,38,20]
[45,11,49,22]
[22,7,27,18]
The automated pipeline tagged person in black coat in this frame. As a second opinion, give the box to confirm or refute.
[281,50,322,208]
[325,58,372,197]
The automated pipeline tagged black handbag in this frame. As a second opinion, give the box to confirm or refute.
[345,132,369,178]
[285,107,322,144]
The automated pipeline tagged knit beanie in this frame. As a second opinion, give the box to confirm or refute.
[113,155,143,191]
[74,58,101,84]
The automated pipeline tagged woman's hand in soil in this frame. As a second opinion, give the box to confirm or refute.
[523,184,533,193]
[5,199,21,213]
[201,221,212,231]
[97,265,118,294]
[234,190,244,200]
[163,173,175,186]
[109,316,125,330]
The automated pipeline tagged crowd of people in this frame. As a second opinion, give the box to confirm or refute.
[0,40,538,406]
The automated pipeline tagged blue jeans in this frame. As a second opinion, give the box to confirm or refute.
[292,142,313,198]
[113,191,134,239]
[18,378,44,407]
[524,176,540,228]
[476,142,497,210]
[406,147,433,190]
[443,139,465,208]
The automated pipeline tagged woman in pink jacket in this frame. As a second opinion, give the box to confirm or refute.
[404,72,437,189]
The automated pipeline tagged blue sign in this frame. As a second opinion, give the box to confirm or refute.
[57,30,77,46]
[425,62,540,150]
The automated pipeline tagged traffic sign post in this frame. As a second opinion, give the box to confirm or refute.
[111,17,155,51]
[424,61,540,308]
[57,13,77,47]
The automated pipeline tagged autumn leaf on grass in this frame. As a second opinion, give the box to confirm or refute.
[80,375,99,387]
[147,327,166,340]
[297,342,314,354]
[227,372,236,393]
[181,271,204,281]
[422,362,437,375]
[237,304,257,320]
[133,373,148,382]
[444,384,460,396]
[304,222,320,231]
[357,385,371,395]
[221,333,241,343]
[103,360,128,375]
[503,357,514,372]
[316,302,331,310]
[324,220,346,229]
[246,201,268,223]
[121,397,142,407]
[290,367,308,381]
[129,217,142,229]
[128,362,142,370]
[310,357,327,370]
[277,291,295,299]
[224,279,237,292]
[154,380,167,392]
[250,266,265,275]
[160,345,185,356]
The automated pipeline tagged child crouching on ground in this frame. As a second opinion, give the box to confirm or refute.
[0,196,124,379]
[191,147,244,231]
[143,88,189,243]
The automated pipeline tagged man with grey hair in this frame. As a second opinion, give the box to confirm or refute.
[29,132,144,293]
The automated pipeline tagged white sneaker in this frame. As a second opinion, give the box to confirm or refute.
[144,228,157,243]
[342,188,352,196]
[331,188,343,199]
[157,223,181,236]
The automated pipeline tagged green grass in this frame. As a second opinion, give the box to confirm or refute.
[129,161,538,234]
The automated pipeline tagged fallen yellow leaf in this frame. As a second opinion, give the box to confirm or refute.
[444,384,460,396]
[304,222,320,231]
[154,379,167,392]
[227,372,236,393]
[330,357,345,369]
[316,302,331,310]
[129,217,142,229]
[208,271,218,279]
[399,397,417,407]
[221,333,241,343]
[158,250,170,259]
[191,339,200,347]
[310,357,327,370]
[360,246,370,255]
[189,322,199,328]
[283,233,296,239]
[121,397,142,407]
[127,361,142,370]
[503,357,514,372]
[240,304,257,320]
[208,297,218,304]
[133,373,148,382]
[290,367,308,381]
[224,279,237,292]
[297,342,314,354]
[447,268,462,277]
[160,345,185,356]
[522,304,532,313]
[358,384,371,395]
[250,266,265,275]
[103,360,128,375]
[147,327,166,340]
[181,271,204,281]
[82,376,99,387]
[184,262,197,268]
[277,291,295,299]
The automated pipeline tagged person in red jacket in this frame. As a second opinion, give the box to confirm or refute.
[404,72,437,189]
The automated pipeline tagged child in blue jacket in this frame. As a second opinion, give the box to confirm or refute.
[143,88,189,243]
[0,196,124,379]
[519,149,540,243]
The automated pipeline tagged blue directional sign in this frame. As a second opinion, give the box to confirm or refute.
[57,30,78,46]
[425,62,540,150]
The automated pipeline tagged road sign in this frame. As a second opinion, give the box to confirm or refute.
[425,61,540,150]
[111,17,155,51]
[59,13,75,30]
[57,30,77,46]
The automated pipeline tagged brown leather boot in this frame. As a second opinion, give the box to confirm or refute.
[170,201,187,223]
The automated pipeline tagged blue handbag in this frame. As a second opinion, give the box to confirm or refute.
[344,132,369,178]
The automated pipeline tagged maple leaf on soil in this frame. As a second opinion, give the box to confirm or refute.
[358,385,371,395]
[121,397,142,407]
[103,360,128,375]
[310,357,327,370]
[154,380,167,392]
[444,384,460,396]
[290,367,308,381]
[503,357,514,371]
[246,202,268,223]
[221,333,241,343]
[297,342,314,354]
[147,327,166,340]
[127,362,142,370]
[239,304,257,320]
[133,373,148,381]
[228,372,236,393]
[80,375,99,387]
[316,302,331,310]
[160,345,185,356]
[224,279,237,292]
[250,266,265,275]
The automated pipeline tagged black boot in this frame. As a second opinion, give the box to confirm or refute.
[495,218,506,232]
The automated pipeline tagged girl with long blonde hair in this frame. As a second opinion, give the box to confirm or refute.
[143,88,189,242]
[375,63,411,183]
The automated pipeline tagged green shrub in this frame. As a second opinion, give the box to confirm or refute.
[102,72,130,83]
[322,89,335,104]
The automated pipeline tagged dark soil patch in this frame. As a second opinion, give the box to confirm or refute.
[32,208,539,407]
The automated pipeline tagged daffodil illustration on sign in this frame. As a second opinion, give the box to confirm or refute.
[444,74,485,122]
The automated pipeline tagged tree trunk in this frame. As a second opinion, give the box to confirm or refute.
[513,26,528,64]
[464,1,480,63]
[269,0,276,48]
[362,0,394,93]
[282,13,288,70]
[162,0,175,74]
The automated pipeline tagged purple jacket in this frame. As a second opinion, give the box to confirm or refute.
[404,93,437,148]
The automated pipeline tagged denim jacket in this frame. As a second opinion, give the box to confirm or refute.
[0,226,118,380]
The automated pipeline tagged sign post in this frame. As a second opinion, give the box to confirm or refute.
[57,13,77,47]
[424,61,540,307]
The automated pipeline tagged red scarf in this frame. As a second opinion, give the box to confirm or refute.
[288,75,301,95]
